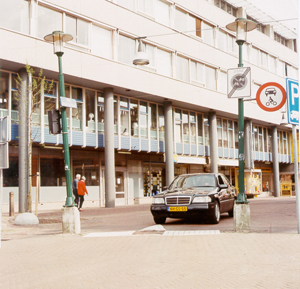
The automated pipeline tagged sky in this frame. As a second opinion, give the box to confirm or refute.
[249,0,298,32]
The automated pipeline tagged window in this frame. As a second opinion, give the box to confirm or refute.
[204,115,209,146]
[149,103,157,140]
[44,82,57,127]
[140,101,148,138]
[205,66,216,90]
[277,60,285,77]
[114,0,135,10]
[197,113,203,145]
[91,25,113,59]
[217,118,222,147]
[174,8,201,37]
[97,92,104,132]
[182,111,189,144]
[37,5,62,39]
[218,71,227,93]
[228,120,233,149]
[120,97,129,136]
[86,90,95,133]
[250,46,259,66]
[71,87,83,131]
[259,127,263,152]
[261,51,268,68]
[0,72,9,112]
[130,99,138,137]
[158,105,164,141]
[253,126,258,151]
[66,15,90,48]
[202,22,214,46]
[223,119,228,148]
[176,56,189,82]
[41,157,65,186]
[156,49,172,77]
[118,35,135,65]
[175,108,182,143]
[0,0,29,34]
[234,121,238,149]
[218,30,227,52]
[190,112,196,144]
[155,0,170,26]
[268,129,272,153]
[191,61,204,84]
[269,56,277,74]
[114,96,118,134]
[263,128,267,152]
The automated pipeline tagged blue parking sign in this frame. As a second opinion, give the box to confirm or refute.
[286,78,299,125]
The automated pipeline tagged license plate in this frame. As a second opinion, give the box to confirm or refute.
[168,206,188,212]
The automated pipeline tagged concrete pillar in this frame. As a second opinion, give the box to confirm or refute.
[18,68,29,213]
[61,207,81,234]
[209,111,218,173]
[104,88,115,207]
[164,101,174,186]
[272,127,280,197]
[244,119,253,170]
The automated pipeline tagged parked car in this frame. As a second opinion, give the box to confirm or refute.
[151,173,237,224]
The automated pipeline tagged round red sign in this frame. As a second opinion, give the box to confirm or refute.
[256,82,286,112]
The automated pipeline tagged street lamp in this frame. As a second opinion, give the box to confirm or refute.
[226,18,256,203]
[133,37,149,65]
[44,31,74,207]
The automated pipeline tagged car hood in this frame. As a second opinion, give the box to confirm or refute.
[157,187,217,197]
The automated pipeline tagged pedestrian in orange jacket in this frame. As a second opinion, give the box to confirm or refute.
[77,176,88,211]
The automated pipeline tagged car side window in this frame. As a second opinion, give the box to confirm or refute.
[218,175,225,185]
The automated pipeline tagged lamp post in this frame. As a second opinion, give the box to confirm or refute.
[44,31,74,207]
[226,18,256,204]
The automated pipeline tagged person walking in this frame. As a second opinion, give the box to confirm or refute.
[77,176,88,211]
[72,174,81,204]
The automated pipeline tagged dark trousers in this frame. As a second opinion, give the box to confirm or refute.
[78,195,84,209]
[73,189,78,204]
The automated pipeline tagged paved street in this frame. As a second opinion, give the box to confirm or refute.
[1,197,300,289]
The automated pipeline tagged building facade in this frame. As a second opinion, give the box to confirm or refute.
[0,0,298,207]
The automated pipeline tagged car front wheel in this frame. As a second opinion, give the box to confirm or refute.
[209,202,220,224]
[154,216,166,224]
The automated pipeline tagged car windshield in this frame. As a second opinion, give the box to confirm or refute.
[170,175,216,189]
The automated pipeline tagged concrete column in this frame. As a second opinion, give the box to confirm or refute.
[104,88,115,208]
[244,119,253,170]
[164,101,174,186]
[209,111,218,173]
[272,127,280,197]
[18,68,29,213]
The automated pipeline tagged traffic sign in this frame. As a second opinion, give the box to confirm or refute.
[227,67,251,98]
[286,78,299,125]
[256,82,286,112]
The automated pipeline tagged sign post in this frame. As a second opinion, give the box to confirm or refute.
[286,78,300,234]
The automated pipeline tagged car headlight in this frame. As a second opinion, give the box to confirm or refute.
[152,197,165,204]
[192,196,211,203]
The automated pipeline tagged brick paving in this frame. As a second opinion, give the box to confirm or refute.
[1,197,300,289]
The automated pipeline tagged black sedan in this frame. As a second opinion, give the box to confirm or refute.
[151,173,237,224]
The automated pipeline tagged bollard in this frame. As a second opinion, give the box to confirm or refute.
[9,192,14,217]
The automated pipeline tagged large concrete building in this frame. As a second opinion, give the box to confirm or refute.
[0,0,298,209]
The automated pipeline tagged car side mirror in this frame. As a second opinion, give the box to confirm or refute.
[219,184,228,190]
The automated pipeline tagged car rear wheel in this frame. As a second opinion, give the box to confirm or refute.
[209,202,220,224]
[154,216,166,224]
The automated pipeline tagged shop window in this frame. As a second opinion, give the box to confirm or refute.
[217,118,222,147]
[182,110,189,144]
[120,97,129,136]
[197,113,203,145]
[204,115,209,146]
[223,119,228,148]
[228,120,233,149]
[37,5,62,39]
[97,92,104,132]
[158,105,164,141]
[40,157,65,186]
[190,112,196,144]
[174,108,182,143]
[91,25,113,59]
[130,99,138,137]
[71,87,83,131]
[3,156,18,187]
[85,90,95,133]
[73,158,99,186]
[140,101,148,138]
[149,103,157,140]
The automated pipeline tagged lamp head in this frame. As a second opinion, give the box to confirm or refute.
[133,38,149,66]
[44,31,73,55]
[226,18,257,42]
